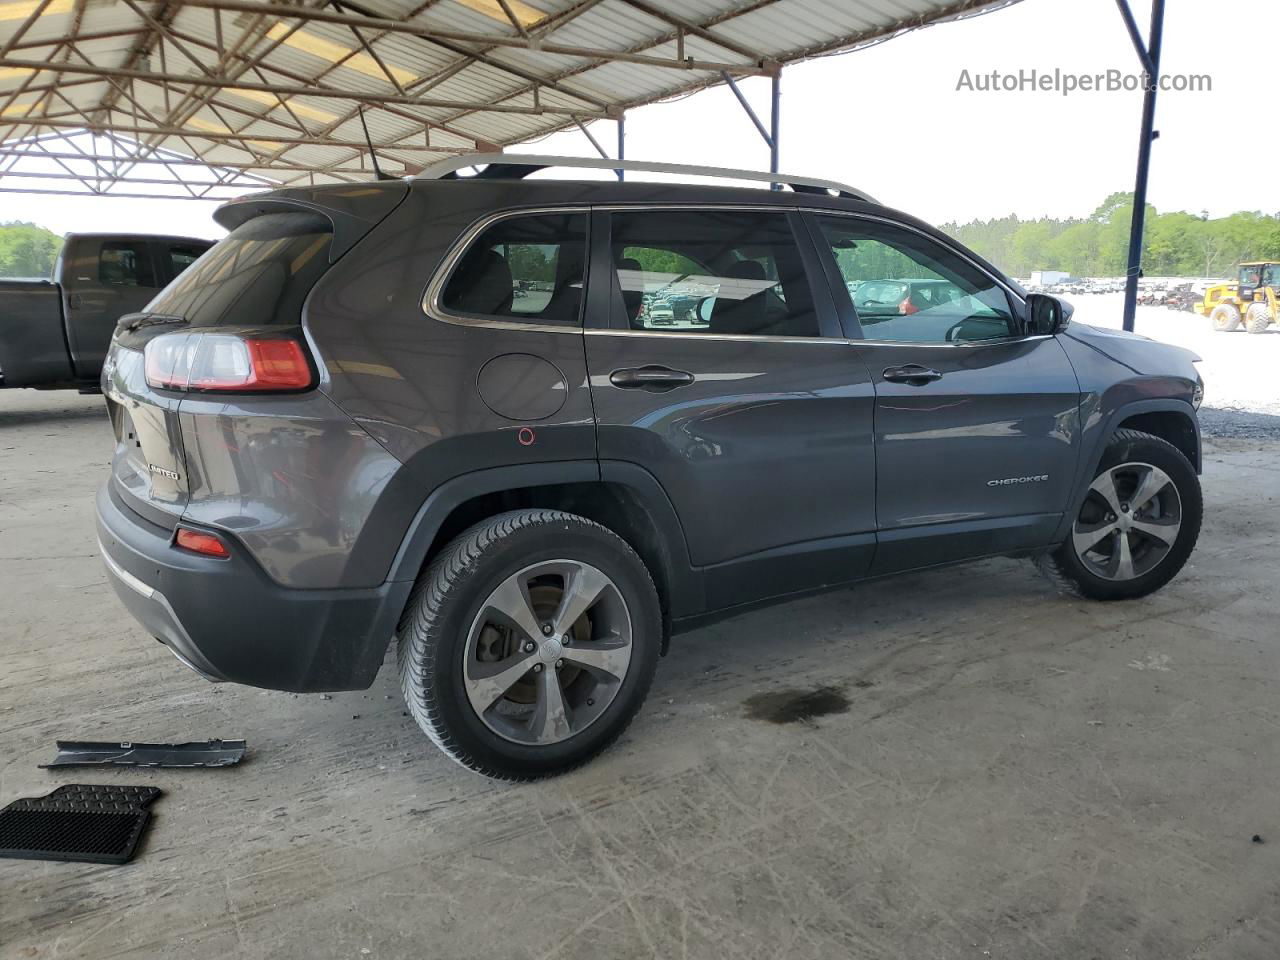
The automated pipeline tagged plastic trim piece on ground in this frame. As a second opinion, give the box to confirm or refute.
[39,739,247,768]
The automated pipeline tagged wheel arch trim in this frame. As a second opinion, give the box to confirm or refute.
[384,460,702,615]
[1053,398,1200,545]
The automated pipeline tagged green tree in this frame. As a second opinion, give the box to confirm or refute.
[0,221,62,278]
[1046,221,1102,275]
[941,195,1280,279]
[502,242,554,283]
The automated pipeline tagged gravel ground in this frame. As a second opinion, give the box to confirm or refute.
[1197,407,1280,441]
[1066,293,1280,419]
[4,391,1280,960]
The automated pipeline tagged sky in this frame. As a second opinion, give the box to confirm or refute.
[1,0,1273,240]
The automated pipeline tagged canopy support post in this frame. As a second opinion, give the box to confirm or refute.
[720,68,780,187]
[1116,0,1165,333]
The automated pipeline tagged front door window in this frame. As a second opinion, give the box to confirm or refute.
[816,216,1016,343]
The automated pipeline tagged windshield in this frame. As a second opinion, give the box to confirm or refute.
[144,211,332,326]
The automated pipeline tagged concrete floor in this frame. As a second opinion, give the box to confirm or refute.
[2,390,1279,960]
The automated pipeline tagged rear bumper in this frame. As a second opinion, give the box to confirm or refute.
[96,482,412,692]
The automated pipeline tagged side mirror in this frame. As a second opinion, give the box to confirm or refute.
[1026,293,1072,336]
[696,296,715,326]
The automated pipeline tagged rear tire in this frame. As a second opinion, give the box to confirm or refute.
[1036,429,1201,601]
[1210,303,1241,332]
[1245,302,1273,334]
[397,509,661,781]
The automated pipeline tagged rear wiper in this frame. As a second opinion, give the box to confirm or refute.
[120,313,187,331]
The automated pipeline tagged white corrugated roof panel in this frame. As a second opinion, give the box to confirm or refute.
[0,0,1022,194]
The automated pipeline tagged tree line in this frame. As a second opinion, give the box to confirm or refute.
[6,195,1280,283]
[940,193,1280,279]
[0,221,63,279]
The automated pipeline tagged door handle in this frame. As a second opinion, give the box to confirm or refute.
[609,365,696,391]
[882,364,942,386]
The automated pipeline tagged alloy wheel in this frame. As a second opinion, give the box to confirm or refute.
[462,559,633,745]
[1071,461,1182,581]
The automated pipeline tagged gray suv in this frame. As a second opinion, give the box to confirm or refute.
[96,156,1205,780]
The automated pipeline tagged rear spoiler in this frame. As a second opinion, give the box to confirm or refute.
[214,181,409,263]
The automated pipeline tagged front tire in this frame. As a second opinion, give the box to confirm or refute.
[1036,429,1201,601]
[1210,303,1241,332]
[397,509,661,781]
[1245,302,1273,334]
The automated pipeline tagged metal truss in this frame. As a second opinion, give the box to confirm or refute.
[0,129,274,199]
[0,0,1021,198]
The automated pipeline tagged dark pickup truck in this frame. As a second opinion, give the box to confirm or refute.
[0,232,212,391]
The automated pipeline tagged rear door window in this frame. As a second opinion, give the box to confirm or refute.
[144,212,332,326]
[99,241,157,287]
[608,210,819,338]
[440,212,587,325]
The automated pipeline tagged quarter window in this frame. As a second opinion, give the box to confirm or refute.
[816,216,1016,343]
[610,210,819,338]
[441,212,587,324]
[99,241,156,287]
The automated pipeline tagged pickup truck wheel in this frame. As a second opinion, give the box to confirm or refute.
[397,509,660,781]
[1210,303,1240,332]
[1245,303,1273,334]
[1036,429,1201,601]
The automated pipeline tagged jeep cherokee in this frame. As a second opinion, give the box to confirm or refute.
[96,155,1205,780]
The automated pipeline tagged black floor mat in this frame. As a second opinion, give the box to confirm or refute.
[0,785,162,864]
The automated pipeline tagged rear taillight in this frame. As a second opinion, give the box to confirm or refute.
[145,333,312,392]
[175,526,230,558]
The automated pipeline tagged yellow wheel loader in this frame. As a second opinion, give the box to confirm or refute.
[1195,262,1279,333]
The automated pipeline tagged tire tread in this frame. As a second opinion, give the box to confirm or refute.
[1036,428,1201,601]
[397,509,657,781]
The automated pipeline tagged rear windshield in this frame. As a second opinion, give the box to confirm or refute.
[144,212,332,326]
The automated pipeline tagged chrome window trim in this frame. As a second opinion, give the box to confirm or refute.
[802,207,1027,307]
[583,328,838,346]
[422,202,1035,347]
[423,205,592,335]
[602,204,833,342]
[853,334,1054,349]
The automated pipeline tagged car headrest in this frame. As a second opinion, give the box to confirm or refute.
[452,248,513,315]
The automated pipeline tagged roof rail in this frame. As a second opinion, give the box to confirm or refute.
[412,153,877,204]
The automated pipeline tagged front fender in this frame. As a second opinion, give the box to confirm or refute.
[1051,395,1200,545]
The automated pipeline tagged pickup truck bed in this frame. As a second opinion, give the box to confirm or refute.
[1,233,212,390]
[0,279,73,387]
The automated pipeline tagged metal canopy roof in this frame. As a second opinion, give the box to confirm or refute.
[0,0,1019,199]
